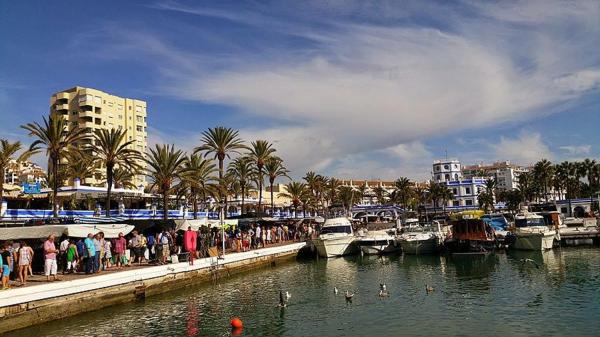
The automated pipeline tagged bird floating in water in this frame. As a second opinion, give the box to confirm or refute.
[519,258,540,269]
[278,290,287,308]
[334,286,339,295]
[285,291,291,300]
[380,283,387,292]
[378,289,389,298]
[345,290,354,301]
[425,284,434,293]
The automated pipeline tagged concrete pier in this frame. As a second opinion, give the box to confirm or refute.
[0,242,306,334]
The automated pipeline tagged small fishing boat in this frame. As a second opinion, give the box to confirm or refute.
[444,211,498,254]
[312,217,358,258]
[397,221,444,255]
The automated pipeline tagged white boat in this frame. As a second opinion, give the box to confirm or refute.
[512,212,556,251]
[356,230,399,255]
[397,221,444,254]
[312,217,357,258]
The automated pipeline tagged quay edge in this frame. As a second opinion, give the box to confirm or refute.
[0,243,306,334]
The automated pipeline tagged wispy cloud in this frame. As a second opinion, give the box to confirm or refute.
[77,1,600,179]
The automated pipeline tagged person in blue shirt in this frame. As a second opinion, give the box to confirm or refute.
[83,233,96,274]
[76,239,85,272]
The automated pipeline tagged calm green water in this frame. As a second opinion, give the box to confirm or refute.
[11,248,600,337]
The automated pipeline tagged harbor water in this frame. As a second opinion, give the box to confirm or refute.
[10,247,600,337]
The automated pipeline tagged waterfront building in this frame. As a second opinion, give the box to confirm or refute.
[432,159,462,183]
[339,179,395,205]
[3,159,47,186]
[432,160,485,210]
[49,86,148,187]
[462,161,527,190]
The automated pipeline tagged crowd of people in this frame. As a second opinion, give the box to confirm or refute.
[0,221,321,288]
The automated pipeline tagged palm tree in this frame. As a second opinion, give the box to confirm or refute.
[22,112,88,217]
[227,156,253,216]
[392,177,413,210]
[91,128,142,216]
[437,184,454,212]
[182,154,216,219]
[146,144,187,221]
[0,139,35,212]
[337,186,355,215]
[264,156,290,214]
[304,171,326,213]
[63,149,97,185]
[372,185,388,205]
[195,127,246,181]
[325,177,341,208]
[517,171,536,204]
[280,182,306,218]
[112,167,137,189]
[247,140,276,213]
[356,184,368,205]
[478,178,497,213]
[533,159,553,202]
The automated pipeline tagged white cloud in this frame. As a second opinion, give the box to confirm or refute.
[559,145,592,156]
[83,1,600,179]
[489,132,553,165]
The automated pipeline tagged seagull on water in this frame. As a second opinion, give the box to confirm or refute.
[345,290,354,302]
[425,284,434,293]
[334,286,339,295]
[378,289,389,298]
[285,291,291,300]
[520,258,540,269]
[278,290,287,308]
[380,283,387,292]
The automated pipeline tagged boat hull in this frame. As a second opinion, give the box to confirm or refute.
[312,236,357,258]
[399,238,440,255]
[513,232,555,251]
[359,241,400,255]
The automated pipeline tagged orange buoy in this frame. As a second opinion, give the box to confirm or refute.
[230,317,243,329]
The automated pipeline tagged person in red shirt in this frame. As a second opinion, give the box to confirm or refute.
[113,232,127,269]
[183,226,197,265]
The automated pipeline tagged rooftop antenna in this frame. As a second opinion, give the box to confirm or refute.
[445,149,448,161]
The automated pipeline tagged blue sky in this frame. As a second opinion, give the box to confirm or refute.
[1,1,599,180]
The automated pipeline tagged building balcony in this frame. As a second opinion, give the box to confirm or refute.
[55,103,69,111]
[55,92,69,100]
[79,111,94,118]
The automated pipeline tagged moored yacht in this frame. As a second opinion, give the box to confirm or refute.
[511,212,557,251]
[356,229,399,255]
[312,217,358,258]
[398,221,444,254]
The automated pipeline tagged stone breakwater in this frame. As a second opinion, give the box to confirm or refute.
[0,243,306,334]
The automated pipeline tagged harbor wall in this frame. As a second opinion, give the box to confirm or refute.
[0,243,306,334]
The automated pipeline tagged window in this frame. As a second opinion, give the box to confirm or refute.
[466,199,473,206]
[135,105,142,112]
[144,127,147,132]
[144,117,147,123]
[453,201,459,206]
[94,96,101,104]
[465,187,471,195]
[129,106,131,110]
[136,126,143,132]
[118,104,123,110]
[444,164,449,170]
[452,188,457,195]
[118,115,123,120]
[436,175,441,181]
[71,111,78,115]
[454,173,459,180]
[445,174,450,181]
[136,115,143,122]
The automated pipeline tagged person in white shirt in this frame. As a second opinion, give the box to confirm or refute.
[255,226,262,249]
[59,237,70,274]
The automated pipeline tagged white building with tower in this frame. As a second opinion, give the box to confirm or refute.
[432,159,485,210]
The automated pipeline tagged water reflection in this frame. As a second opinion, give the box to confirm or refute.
[9,248,600,337]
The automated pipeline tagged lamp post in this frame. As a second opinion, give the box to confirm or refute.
[219,201,226,257]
